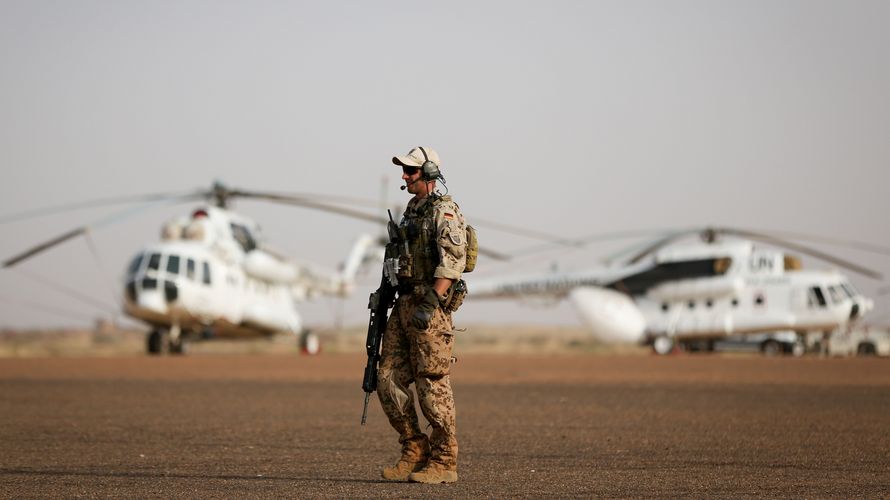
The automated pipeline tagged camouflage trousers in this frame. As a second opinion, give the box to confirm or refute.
[377,294,457,469]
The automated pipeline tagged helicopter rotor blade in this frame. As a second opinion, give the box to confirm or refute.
[232,188,575,248]
[470,216,580,249]
[748,229,890,257]
[231,189,511,261]
[717,227,883,280]
[477,247,510,261]
[231,190,389,225]
[3,227,86,268]
[3,197,191,268]
[509,228,684,259]
[625,229,699,264]
[0,191,203,224]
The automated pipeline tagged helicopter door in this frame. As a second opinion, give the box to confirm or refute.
[790,285,808,311]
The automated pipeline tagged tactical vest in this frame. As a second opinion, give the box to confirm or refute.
[396,195,444,286]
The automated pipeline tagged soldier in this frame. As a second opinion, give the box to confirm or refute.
[377,146,467,484]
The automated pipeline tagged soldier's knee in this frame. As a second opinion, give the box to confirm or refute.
[378,366,393,385]
[377,369,397,398]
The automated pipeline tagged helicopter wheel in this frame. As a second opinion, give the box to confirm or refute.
[761,339,783,357]
[168,336,189,355]
[299,330,321,356]
[652,335,674,356]
[146,330,167,355]
[857,343,876,356]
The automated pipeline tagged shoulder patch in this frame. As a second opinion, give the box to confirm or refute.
[448,224,464,245]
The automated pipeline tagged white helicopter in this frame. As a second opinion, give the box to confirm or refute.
[2,183,384,355]
[469,228,882,355]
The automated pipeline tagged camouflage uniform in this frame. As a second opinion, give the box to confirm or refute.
[377,194,467,474]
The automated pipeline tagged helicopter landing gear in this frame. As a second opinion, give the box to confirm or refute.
[761,339,783,357]
[652,335,675,355]
[146,326,189,355]
[167,323,187,355]
[168,336,189,355]
[147,329,167,355]
[299,330,321,356]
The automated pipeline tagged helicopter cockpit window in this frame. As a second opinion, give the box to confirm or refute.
[186,258,196,280]
[810,287,827,307]
[166,255,180,275]
[840,283,856,298]
[147,253,161,271]
[202,261,211,285]
[127,254,144,276]
[230,223,257,252]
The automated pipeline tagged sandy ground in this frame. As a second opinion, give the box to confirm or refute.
[0,324,642,357]
[1,353,888,498]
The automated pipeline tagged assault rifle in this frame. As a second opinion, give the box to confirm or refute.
[360,211,400,425]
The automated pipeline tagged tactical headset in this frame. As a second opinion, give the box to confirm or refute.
[417,146,441,182]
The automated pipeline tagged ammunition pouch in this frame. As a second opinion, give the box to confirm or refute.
[442,279,468,314]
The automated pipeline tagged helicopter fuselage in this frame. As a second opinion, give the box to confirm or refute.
[123,241,302,339]
[469,239,874,351]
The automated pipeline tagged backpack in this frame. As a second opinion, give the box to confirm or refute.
[464,224,478,273]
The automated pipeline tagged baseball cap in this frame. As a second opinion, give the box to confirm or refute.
[392,146,440,168]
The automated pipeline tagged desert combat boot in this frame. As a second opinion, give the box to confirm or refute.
[381,437,430,481]
[408,462,458,484]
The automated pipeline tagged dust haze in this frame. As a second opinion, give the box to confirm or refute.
[2,1,888,330]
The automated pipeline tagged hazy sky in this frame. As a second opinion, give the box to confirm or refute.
[2,0,889,330]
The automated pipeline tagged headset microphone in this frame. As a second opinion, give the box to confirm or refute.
[400,185,407,191]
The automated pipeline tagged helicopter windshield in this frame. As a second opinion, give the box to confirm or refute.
[147,253,161,271]
[127,254,144,276]
[166,255,180,275]
[230,223,257,252]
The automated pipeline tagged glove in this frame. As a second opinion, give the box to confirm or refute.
[411,288,441,330]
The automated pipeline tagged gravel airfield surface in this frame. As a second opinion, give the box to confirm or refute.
[1,354,888,498]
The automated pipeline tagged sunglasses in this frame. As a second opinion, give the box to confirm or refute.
[401,166,420,175]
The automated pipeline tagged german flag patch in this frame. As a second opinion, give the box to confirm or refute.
[443,212,454,220]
